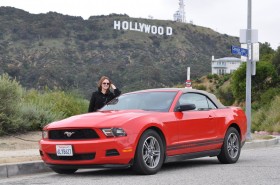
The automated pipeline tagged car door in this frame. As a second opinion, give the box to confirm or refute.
[175,93,221,154]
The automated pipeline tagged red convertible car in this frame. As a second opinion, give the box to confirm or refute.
[39,88,247,175]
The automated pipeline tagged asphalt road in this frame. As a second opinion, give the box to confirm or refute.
[1,144,280,185]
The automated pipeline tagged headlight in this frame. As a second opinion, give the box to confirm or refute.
[42,130,48,139]
[102,128,127,137]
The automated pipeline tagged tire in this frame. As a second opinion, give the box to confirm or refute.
[132,129,164,175]
[50,167,78,174]
[218,127,241,164]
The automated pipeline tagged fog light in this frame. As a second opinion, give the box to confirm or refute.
[106,149,120,156]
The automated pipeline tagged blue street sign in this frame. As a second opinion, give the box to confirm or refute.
[231,45,248,57]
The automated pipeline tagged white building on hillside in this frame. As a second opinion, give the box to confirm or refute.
[211,56,242,75]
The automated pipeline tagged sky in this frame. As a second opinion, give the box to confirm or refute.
[1,0,279,50]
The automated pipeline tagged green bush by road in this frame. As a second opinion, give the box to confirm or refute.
[0,74,88,136]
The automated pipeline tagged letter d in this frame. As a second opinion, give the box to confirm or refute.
[166,27,173,35]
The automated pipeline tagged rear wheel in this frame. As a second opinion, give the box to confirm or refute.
[133,129,164,175]
[50,167,78,174]
[218,127,241,164]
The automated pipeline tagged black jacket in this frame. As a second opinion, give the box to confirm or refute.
[88,88,121,112]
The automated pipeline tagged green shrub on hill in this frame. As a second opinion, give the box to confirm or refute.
[19,102,64,130]
[194,84,206,90]
[0,74,27,135]
[0,74,89,135]
[21,89,89,130]
[216,86,234,106]
[231,61,277,103]
[260,88,280,106]
[23,89,88,118]
[252,95,280,132]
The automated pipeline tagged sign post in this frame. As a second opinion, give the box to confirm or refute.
[243,0,259,140]
[231,1,259,140]
[237,0,259,140]
[185,80,192,88]
[185,67,192,89]
[246,0,252,140]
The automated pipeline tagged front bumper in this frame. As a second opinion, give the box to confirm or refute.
[39,136,136,167]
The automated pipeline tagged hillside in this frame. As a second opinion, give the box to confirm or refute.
[0,7,239,98]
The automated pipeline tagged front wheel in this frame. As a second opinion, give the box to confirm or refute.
[218,127,241,164]
[132,129,164,175]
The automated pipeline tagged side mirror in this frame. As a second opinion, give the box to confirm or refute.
[176,104,196,112]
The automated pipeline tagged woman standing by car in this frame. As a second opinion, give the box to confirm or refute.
[88,76,121,112]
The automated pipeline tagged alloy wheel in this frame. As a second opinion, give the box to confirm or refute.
[142,136,161,168]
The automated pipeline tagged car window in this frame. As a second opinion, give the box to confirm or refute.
[207,98,217,109]
[178,93,217,110]
[101,91,177,112]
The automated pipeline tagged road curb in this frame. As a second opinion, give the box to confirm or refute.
[0,161,51,179]
[243,136,279,149]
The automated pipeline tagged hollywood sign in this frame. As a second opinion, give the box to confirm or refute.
[113,21,173,36]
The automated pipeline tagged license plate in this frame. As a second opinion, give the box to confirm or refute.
[56,145,73,156]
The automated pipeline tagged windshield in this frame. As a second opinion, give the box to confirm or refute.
[100,91,177,112]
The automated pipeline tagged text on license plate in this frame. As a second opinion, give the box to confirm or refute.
[56,145,73,156]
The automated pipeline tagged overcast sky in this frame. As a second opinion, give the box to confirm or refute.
[1,0,279,50]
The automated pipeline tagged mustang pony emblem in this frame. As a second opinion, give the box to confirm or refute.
[64,131,75,137]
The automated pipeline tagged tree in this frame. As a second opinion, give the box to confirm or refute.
[231,63,246,102]
[252,61,277,99]
[259,42,275,62]
[231,61,277,102]
[272,46,280,76]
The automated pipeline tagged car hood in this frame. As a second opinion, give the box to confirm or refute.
[46,110,155,129]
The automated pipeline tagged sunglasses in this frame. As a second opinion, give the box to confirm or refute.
[102,82,110,85]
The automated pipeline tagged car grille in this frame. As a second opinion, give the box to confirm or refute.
[48,153,95,161]
[49,129,99,140]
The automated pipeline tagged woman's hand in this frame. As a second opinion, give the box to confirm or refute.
[110,83,116,89]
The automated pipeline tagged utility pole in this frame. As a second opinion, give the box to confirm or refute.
[239,0,258,140]
[246,0,252,140]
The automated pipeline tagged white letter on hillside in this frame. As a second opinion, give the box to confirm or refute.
[158,27,164,35]
[151,26,157,34]
[114,21,121,30]
[144,24,151,33]
[166,27,173,35]
[139,23,145,32]
[129,21,135,31]
[134,22,140,31]
[122,21,129,30]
